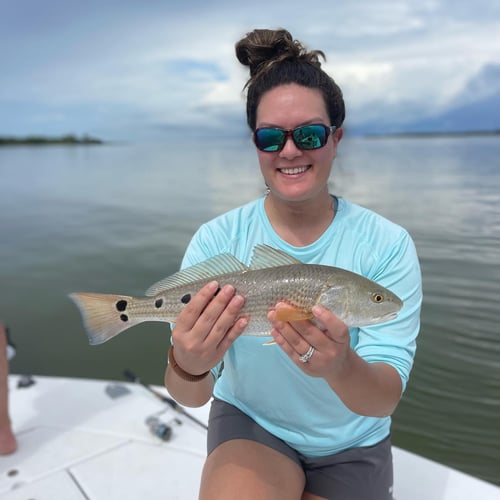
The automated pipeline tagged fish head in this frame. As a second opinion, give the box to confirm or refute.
[317,274,403,327]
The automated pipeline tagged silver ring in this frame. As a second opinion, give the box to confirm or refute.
[299,345,315,363]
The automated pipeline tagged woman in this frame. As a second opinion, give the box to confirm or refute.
[165,28,422,500]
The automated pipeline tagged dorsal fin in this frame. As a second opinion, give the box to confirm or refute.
[145,253,248,296]
[249,244,303,270]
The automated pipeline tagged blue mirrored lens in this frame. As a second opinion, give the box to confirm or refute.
[292,125,327,150]
[255,128,285,152]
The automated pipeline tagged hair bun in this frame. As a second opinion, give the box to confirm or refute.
[236,28,323,78]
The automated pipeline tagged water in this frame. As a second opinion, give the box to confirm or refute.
[1,136,499,485]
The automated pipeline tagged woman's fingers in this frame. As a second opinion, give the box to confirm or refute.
[268,305,351,376]
[175,281,220,333]
[312,306,349,344]
[171,282,247,374]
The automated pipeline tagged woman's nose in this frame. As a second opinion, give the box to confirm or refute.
[279,136,302,159]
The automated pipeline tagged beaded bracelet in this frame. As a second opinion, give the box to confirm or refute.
[168,346,210,382]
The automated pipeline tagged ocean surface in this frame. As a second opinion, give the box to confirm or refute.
[1,135,499,485]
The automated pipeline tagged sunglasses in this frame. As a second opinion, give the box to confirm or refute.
[254,124,337,152]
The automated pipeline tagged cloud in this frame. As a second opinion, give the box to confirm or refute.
[1,0,499,139]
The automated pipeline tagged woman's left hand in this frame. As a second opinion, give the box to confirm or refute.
[268,304,352,378]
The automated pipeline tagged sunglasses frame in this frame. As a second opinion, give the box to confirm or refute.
[253,124,337,152]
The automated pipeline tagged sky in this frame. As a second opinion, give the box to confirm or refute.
[1,0,499,141]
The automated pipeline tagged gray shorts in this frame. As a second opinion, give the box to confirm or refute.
[207,399,393,500]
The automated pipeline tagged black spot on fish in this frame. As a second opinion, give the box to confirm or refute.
[116,300,127,312]
[181,294,191,304]
[120,314,129,322]
[155,298,163,308]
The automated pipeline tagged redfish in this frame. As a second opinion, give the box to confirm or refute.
[70,244,402,345]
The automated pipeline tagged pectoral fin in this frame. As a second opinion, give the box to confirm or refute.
[274,305,314,322]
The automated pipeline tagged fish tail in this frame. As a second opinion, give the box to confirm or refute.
[69,292,142,345]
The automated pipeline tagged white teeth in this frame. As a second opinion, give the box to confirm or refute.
[280,166,308,175]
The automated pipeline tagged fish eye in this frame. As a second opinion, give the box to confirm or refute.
[371,292,385,304]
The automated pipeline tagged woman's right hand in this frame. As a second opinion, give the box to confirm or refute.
[170,281,247,376]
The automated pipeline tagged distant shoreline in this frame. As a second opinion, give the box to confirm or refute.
[0,135,104,146]
[1,130,499,145]
[364,129,500,139]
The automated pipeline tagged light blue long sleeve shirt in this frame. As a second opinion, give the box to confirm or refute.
[181,196,422,457]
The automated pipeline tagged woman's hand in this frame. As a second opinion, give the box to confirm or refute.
[268,304,351,378]
[171,281,248,376]
[268,303,403,417]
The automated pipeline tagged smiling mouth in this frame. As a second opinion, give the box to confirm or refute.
[278,166,310,175]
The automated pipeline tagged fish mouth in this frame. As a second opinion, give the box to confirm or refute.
[365,311,399,326]
[278,165,311,176]
[382,311,399,322]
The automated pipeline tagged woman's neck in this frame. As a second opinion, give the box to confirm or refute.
[264,192,336,247]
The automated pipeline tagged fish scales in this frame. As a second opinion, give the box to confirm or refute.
[156,265,332,332]
[105,266,323,328]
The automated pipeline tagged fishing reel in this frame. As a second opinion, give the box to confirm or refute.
[145,414,182,442]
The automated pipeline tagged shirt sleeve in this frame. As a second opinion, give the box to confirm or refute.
[354,230,422,393]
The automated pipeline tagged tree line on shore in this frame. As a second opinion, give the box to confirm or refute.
[0,134,103,145]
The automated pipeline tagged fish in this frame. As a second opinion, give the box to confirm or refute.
[69,244,403,345]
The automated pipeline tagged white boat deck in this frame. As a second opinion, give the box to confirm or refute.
[1,375,498,499]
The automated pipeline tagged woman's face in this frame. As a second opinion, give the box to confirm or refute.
[255,83,342,204]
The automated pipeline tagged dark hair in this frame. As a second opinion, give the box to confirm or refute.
[236,28,345,131]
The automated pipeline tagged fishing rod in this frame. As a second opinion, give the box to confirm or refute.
[123,369,208,431]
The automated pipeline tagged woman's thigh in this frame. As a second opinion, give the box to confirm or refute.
[199,439,306,500]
